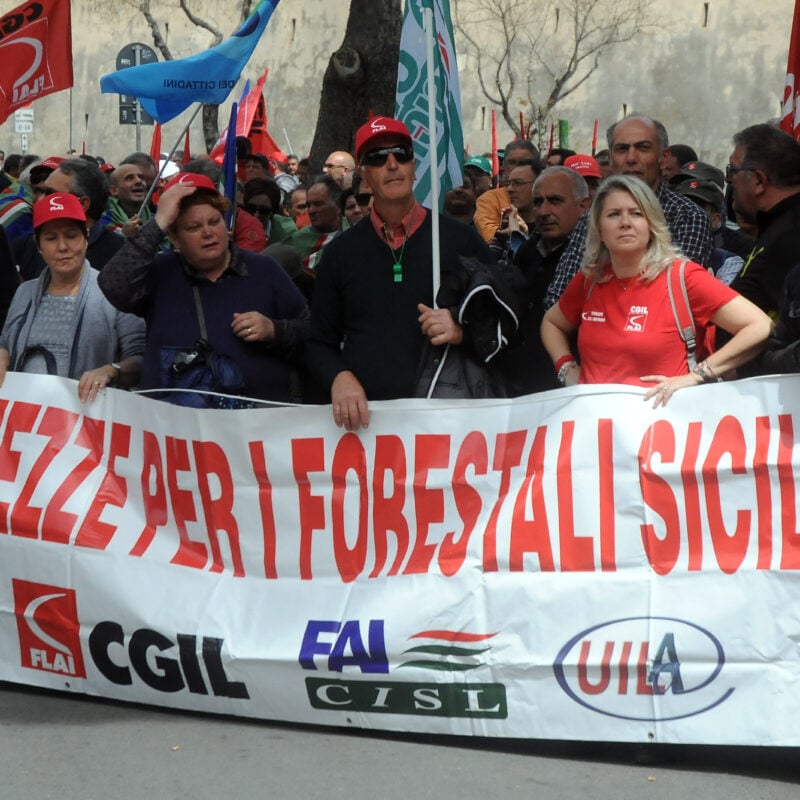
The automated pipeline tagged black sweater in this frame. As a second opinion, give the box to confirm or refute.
[306,212,493,400]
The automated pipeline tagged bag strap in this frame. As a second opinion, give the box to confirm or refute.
[666,259,697,370]
[191,285,209,342]
[15,345,58,374]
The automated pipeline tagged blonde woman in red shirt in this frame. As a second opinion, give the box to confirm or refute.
[541,175,771,406]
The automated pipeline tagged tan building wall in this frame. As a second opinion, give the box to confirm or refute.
[0,0,792,170]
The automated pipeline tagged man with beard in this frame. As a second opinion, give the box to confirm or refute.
[443,176,477,225]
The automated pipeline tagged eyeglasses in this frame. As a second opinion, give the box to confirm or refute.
[361,145,414,167]
[725,163,753,181]
[505,178,535,188]
[245,203,273,217]
[38,186,89,206]
[323,162,350,172]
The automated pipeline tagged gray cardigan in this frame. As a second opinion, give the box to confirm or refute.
[0,262,145,378]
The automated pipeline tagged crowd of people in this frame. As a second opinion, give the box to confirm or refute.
[1,110,798,422]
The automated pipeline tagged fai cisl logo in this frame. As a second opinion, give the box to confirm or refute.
[13,579,87,678]
[299,620,507,719]
[553,616,734,721]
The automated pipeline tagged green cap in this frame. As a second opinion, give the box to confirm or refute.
[464,155,492,175]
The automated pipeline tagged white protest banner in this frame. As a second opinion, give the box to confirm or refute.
[0,373,799,745]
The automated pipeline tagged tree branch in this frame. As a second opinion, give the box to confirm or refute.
[124,0,173,60]
[180,0,224,46]
[455,0,655,146]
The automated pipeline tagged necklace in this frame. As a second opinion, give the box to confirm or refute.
[382,207,414,283]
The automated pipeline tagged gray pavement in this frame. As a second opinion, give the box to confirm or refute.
[0,682,797,800]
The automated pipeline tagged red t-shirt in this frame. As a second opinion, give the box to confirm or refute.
[558,260,737,386]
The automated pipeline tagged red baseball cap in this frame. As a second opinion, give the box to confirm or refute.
[355,116,413,162]
[33,193,87,230]
[564,154,602,179]
[29,156,67,175]
[163,172,219,195]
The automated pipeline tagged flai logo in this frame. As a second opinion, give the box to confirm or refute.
[13,579,86,678]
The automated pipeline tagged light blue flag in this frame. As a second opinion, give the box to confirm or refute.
[100,0,280,124]
[395,0,463,209]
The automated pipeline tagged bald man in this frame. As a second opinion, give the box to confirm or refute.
[322,151,355,187]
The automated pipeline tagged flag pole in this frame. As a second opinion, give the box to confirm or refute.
[137,103,203,217]
[423,4,441,306]
[491,109,499,187]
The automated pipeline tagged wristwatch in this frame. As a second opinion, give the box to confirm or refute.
[110,362,122,385]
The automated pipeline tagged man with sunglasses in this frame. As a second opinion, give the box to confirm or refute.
[322,151,356,187]
[725,124,800,322]
[13,158,124,281]
[308,116,508,431]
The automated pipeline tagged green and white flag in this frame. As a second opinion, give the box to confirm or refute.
[395,0,463,210]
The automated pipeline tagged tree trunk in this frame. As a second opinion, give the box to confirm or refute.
[202,104,220,152]
[308,0,402,172]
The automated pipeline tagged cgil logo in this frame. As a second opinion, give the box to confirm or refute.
[13,579,86,678]
[299,620,507,719]
[11,579,248,699]
[89,622,249,699]
[553,616,734,721]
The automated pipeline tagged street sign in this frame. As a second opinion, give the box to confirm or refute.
[14,109,34,122]
[115,43,158,127]
[14,121,33,134]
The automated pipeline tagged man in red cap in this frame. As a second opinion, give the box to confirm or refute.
[563,153,602,199]
[307,116,519,430]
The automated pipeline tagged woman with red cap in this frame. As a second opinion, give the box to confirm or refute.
[98,173,309,406]
[0,193,144,402]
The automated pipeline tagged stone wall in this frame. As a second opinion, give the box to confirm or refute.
[0,0,791,170]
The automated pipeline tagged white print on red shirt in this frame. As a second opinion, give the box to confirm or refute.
[624,305,649,332]
[581,310,606,323]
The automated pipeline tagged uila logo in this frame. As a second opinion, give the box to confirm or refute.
[553,616,734,722]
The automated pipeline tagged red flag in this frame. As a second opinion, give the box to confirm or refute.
[209,68,281,162]
[592,119,599,155]
[0,0,73,124]
[182,128,191,165]
[239,69,269,144]
[781,0,800,139]
[247,84,282,157]
[149,123,162,163]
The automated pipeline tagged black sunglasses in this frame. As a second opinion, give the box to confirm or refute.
[245,203,273,216]
[361,145,414,167]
